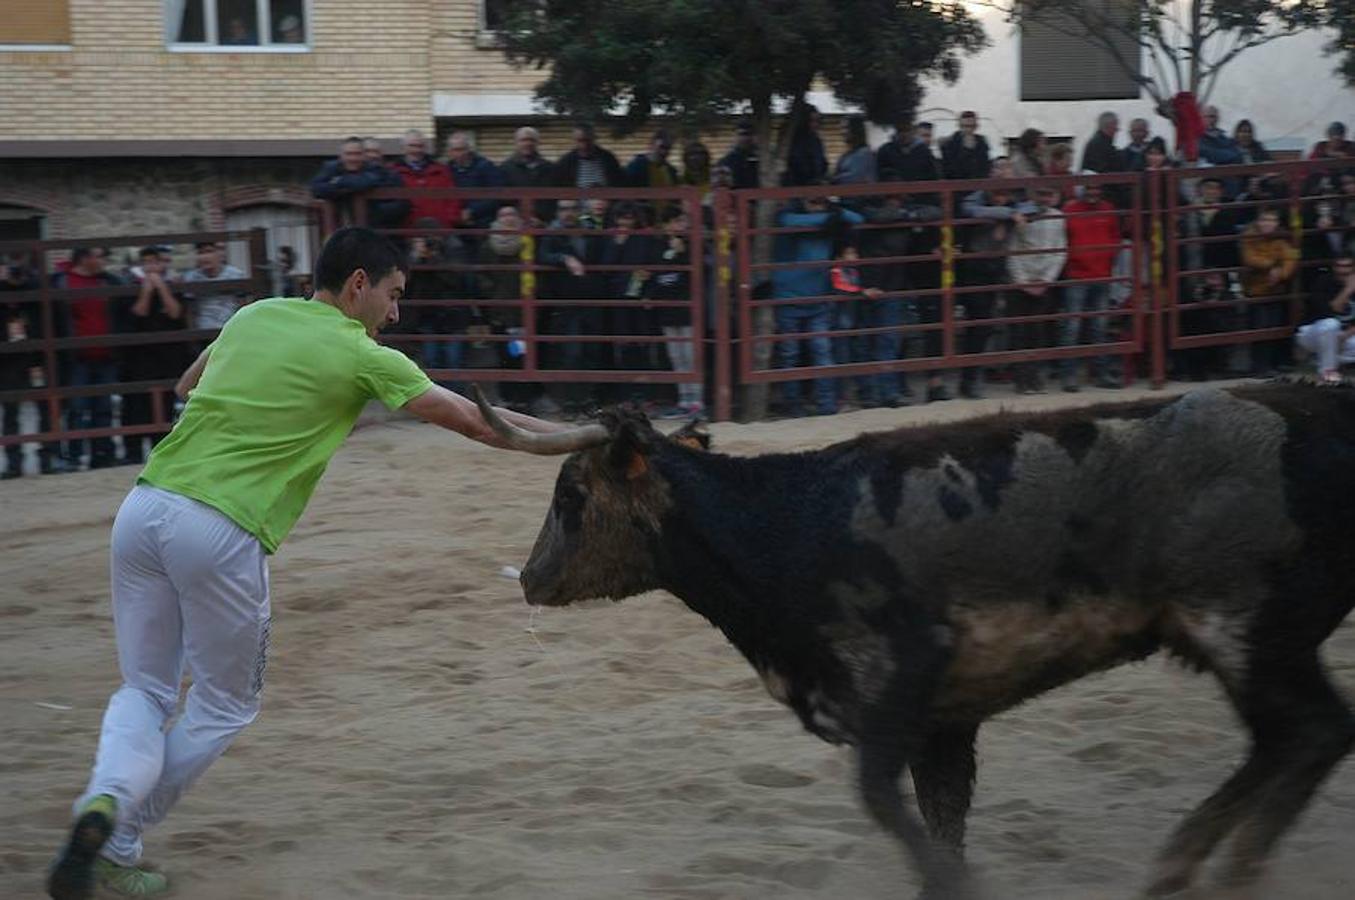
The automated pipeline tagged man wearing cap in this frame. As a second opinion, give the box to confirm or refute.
[1311,122,1355,160]
[46,226,569,899]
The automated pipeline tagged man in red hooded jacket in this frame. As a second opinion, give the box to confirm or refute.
[389,129,462,228]
[1059,182,1123,391]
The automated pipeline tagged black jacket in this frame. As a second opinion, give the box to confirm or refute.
[308,159,410,227]
[940,132,992,181]
[719,146,760,189]
[1081,131,1125,174]
[876,140,941,184]
[554,147,625,188]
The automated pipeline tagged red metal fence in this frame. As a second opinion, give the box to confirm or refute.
[3,159,1352,472]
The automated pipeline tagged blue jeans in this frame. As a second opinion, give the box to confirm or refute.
[1059,282,1111,380]
[67,359,120,462]
[775,304,835,414]
[834,299,903,403]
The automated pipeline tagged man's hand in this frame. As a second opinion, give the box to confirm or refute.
[1023,285,1048,297]
[564,256,585,277]
[864,287,884,300]
[1013,212,1028,227]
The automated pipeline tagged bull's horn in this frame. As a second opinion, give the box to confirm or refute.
[471,384,610,454]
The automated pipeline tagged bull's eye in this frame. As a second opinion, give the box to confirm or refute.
[554,484,585,518]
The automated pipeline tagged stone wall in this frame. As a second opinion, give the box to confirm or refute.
[0,158,322,240]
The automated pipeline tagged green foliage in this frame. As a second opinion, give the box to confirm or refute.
[494,0,986,130]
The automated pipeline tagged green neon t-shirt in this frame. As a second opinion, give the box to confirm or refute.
[138,298,432,553]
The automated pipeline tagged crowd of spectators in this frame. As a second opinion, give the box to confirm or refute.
[7,107,1355,475]
[1,241,261,477]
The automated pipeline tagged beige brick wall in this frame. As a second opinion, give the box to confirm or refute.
[1,0,435,141]
[429,2,540,94]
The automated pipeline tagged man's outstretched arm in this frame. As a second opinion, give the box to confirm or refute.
[403,385,565,449]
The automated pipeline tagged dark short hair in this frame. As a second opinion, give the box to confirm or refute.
[194,241,219,251]
[71,247,99,265]
[959,110,977,120]
[139,246,160,259]
[342,135,363,146]
[314,226,407,294]
[916,121,933,131]
[660,205,688,224]
[1201,177,1224,188]
[1146,137,1168,153]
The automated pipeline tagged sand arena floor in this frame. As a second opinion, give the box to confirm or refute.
[3,381,1352,899]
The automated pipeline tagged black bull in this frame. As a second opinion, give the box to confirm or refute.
[475,383,1355,898]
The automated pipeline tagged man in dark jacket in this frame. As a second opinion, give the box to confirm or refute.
[1,259,60,477]
[309,136,409,228]
[940,111,991,181]
[1080,111,1125,174]
[445,131,505,229]
[877,122,942,184]
[719,119,760,189]
[1121,118,1152,171]
[500,126,557,222]
[782,105,828,187]
[555,123,625,188]
[623,130,679,187]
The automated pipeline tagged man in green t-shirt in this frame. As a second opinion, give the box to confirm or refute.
[47,227,592,900]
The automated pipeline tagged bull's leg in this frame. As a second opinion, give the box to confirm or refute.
[1221,657,1355,887]
[911,723,980,859]
[859,741,968,899]
[1146,651,1354,896]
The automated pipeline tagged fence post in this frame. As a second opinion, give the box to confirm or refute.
[519,191,538,376]
[247,227,269,299]
[712,187,733,421]
[35,244,62,448]
[940,188,956,362]
[1149,172,1167,388]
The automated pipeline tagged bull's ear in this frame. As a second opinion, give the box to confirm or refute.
[672,420,712,451]
[606,416,660,481]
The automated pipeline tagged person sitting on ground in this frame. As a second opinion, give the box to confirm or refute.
[1294,254,1355,383]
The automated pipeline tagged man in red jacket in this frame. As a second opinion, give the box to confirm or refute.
[1059,182,1123,391]
[389,129,461,228]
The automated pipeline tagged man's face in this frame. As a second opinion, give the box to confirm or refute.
[959,115,977,134]
[652,138,671,161]
[77,250,106,275]
[917,126,933,146]
[1201,182,1222,204]
[665,214,689,238]
[340,141,365,171]
[991,158,1013,179]
[140,253,163,276]
[196,244,222,272]
[364,143,383,163]
[587,198,608,220]
[1204,107,1220,129]
[1103,115,1119,136]
[1035,189,1058,208]
[1146,147,1167,168]
[736,130,755,151]
[1130,120,1148,143]
[1257,213,1279,235]
[353,268,406,337]
[1085,185,1102,203]
[516,133,539,158]
[448,139,471,165]
[574,130,595,156]
[496,208,523,230]
[556,201,580,225]
[403,135,427,162]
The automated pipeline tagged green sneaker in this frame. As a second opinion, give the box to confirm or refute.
[47,794,117,900]
[93,858,169,897]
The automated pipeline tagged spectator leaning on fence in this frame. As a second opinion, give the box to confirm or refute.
[771,195,863,417]
[648,207,704,417]
[182,242,246,331]
[309,136,409,228]
[538,198,605,411]
[941,110,992,181]
[2,258,60,477]
[1060,181,1124,391]
[1241,206,1299,376]
[720,119,760,189]
[556,122,625,189]
[445,131,505,230]
[957,179,1021,398]
[600,201,658,379]
[121,247,189,466]
[877,121,942,184]
[405,218,470,384]
[1294,254,1355,383]
[53,247,125,470]
[1007,186,1068,394]
[390,129,461,230]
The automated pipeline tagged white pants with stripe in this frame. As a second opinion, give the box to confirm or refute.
[77,484,271,865]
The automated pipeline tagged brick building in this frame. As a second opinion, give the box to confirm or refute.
[0,1,849,276]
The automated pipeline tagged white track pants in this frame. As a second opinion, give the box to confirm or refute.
[77,485,271,865]
[1295,318,1355,373]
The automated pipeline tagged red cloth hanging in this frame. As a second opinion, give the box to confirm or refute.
[1172,92,1205,162]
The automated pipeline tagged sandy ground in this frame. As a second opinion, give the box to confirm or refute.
[2,381,1353,900]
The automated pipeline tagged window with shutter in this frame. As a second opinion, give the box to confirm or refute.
[0,1,72,46]
[1020,0,1142,101]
